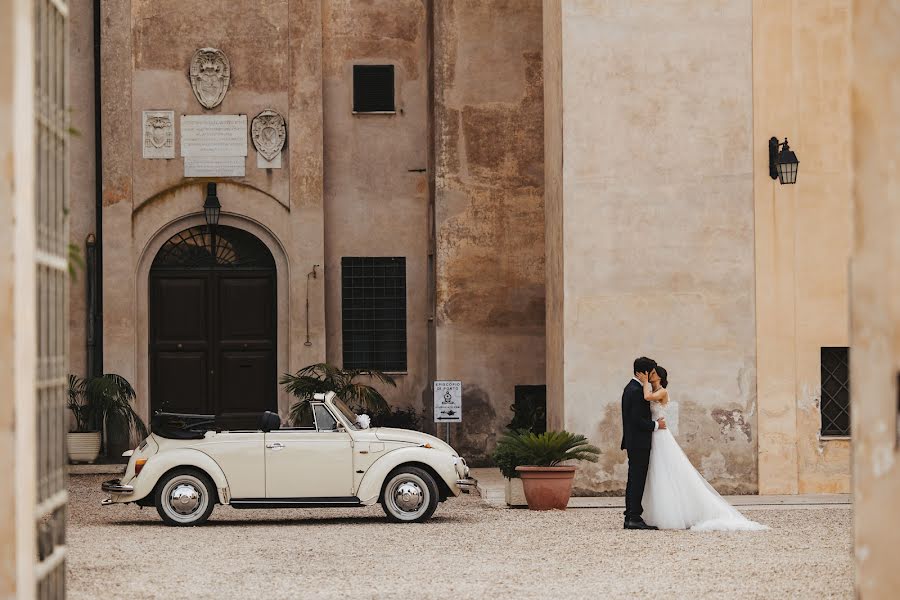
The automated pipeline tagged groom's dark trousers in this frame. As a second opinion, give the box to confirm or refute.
[621,379,656,521]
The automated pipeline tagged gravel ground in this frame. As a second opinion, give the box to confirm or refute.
[67,475,852,600]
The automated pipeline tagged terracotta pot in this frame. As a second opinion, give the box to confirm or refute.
[67,431,101,464]
[515,465,576,511]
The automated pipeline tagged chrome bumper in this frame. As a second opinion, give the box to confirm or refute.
[101,479,134,495]
[456,477,478,494]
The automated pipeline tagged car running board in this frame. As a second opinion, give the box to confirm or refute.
[229,497,363,509]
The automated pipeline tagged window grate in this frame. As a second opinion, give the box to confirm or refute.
[353,65,395,113]
[820,347,850,436]
[341,257,407,372]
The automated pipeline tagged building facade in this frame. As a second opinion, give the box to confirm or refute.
[67,0,853,494]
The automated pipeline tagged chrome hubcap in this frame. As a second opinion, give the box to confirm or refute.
[393,481,424,513]
[169,483,201,515]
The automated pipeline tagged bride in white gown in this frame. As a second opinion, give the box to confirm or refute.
[636,367,767,531]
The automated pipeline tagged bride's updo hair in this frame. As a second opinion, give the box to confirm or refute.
[655,366,668,388]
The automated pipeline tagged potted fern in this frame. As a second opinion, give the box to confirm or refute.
[67,374,148,463]
[494,430,600,511]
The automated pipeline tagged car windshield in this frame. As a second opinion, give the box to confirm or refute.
[331,397,362,430]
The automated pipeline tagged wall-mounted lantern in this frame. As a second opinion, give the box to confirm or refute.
[769,137,799,185]
[203,182,221,227]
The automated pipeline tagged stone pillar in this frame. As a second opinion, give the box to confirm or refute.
[543,0,757,494]
[753,0,853,496]
[0,0,37,594]
[850,2,900,595]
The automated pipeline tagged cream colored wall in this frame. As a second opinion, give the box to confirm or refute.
[753,0,852,495]
[545,0,757,494]
[850,2,900,595]
[99,0,326,424]
[0,0,37,594]
[321,0,430,412]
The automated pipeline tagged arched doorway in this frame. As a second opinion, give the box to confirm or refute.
[149,225,277,427]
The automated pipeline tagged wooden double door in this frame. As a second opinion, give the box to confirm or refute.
[149,225,277,426]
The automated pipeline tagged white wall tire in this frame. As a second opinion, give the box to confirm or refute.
[155,469,216,526]
[381,466,439,523]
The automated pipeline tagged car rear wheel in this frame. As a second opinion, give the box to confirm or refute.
[381,466,439,523]
[155,468,216,526]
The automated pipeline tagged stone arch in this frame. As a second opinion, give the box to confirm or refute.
[135,212,292,423]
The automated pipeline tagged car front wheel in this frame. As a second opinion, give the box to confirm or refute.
[381,466,439,523]
[154,468,216,526]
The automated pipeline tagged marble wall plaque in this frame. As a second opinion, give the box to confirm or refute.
[142,110,175,159]
[257,153,282,169]
[184,156,246,177]
[180,115,247,157]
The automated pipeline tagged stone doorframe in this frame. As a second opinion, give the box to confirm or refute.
[135,213,291,426]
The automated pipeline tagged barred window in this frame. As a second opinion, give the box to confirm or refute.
[353,65,395,113]
[341,257,406,372]
[821,347,850,436]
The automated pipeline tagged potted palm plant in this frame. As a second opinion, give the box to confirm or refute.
[67,374,148,463]
[494,430,600,511]
[280,363,396,426]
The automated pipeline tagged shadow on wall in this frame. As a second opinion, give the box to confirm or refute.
[452,384,498,466]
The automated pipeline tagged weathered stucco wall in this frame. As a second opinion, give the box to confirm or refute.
[100,0,326,423]
[754,0,852,495]
[543,0,564,433]
[68,7,96,380]
[434,0,545,463]
[851,2,900,595]
[321,0,430,412]
[545,0,757,494]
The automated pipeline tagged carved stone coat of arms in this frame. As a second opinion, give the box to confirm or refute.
[189,48,230,109]
[142,110,175,159]
[251,110,286,162]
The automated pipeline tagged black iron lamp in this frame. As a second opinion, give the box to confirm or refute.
[769,137,799,185]
[203,182,221,227]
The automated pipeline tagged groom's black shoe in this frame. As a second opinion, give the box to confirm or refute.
[624,519,658,530]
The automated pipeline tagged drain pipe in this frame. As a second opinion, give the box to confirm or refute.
[304,265,320,346]
[91,0,103,376]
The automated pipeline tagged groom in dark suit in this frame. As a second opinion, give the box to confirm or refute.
[621,356,666,530]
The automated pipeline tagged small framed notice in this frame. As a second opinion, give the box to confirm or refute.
[433,380,462,423]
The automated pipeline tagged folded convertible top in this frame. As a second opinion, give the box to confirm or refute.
[150,412,215,439]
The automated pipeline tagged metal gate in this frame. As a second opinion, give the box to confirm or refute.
[34,0,69,596]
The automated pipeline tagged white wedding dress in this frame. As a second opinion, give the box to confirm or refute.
[642,399,767,531]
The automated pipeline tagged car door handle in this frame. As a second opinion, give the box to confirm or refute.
[266,442,285,450]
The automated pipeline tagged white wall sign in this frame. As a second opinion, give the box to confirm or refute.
[142,110,175,159]
[184,156,245,178]
[180,115,247,158]
[434,380,462,423]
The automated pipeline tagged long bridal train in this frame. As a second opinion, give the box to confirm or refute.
[642,402,768,532]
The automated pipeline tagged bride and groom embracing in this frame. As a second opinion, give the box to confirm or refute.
[621,357,767,531]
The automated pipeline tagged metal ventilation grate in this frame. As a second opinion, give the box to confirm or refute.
[820,347,850,436]
[341,257,407,372]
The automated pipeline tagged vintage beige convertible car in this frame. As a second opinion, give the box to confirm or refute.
[101,392,476,526]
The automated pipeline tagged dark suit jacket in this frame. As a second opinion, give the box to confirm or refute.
[620,379,656,450]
